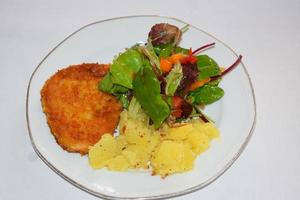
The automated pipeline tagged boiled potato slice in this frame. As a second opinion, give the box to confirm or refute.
[89,134,117,169]
[164,124,194,140]
[192,122,219,140]
[122,150,137,167]
[115,134,127,154]
[185,130,210,155]
[107,155,130,171]
[88,110,220,177]
[126,144,150,169]
[151,140,195,177]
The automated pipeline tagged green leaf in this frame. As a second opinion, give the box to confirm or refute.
[188,84,224,105]
[174,46,189,54]
[165,96,173,107]
[133,66,170,128]
[165,63,183,96]
[196,55,221,80]
[112,85,128,93]
[207,78,222,86]
[153,43,174,58]
[110,48,143,89]
[118,94,130,109]
[139,41,161,74]
[99,73,129,94]
[99,73,114,93]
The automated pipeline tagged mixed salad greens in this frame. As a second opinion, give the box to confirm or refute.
[100,23,242,128]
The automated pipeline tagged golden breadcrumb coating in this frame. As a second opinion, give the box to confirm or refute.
[41,63,121,155]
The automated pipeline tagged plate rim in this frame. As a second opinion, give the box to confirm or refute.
[26,14,257,200]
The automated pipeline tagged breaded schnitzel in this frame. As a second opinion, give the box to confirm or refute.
[41,63,122,155]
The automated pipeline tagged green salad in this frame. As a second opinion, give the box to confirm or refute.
[100,23,242,128]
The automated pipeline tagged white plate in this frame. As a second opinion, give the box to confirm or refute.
[26,15,256,199]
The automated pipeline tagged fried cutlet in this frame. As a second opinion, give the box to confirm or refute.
[41,63,122,155]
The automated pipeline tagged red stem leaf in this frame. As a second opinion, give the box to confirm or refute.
[211,55,243,81]
[192,42,215,55]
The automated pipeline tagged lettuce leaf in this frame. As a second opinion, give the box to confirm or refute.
[196,55,221,80]
[188,84,224,105]
[165,63,183,96]
[109,48,143,89]
[133,66,170,128]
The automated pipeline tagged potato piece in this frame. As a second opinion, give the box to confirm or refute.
[88,134,117,169]
[116,135,127,154]
[126,144,150,169]
[185,130,210,155]
[151,140,195,177]
[203,123,220,139]
[123,119,152,145]
[122,150,137,167]
[192,122,219,140]
[125,129,151,146]
[119,111,129,134]
[164,124,194,140]
[89,110,219,177]
[147,133,161,155]
[107,155,130,171]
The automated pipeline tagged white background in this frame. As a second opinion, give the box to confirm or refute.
[1,0,299,199]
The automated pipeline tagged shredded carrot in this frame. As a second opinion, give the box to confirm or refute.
[160,53,196,73]
[160,58,173,73]
[188,78,211,91]
[169,53,186,64]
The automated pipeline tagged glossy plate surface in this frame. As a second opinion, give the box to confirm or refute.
[26,15,256,199]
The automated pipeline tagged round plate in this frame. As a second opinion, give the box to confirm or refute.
[26,15,256,199]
